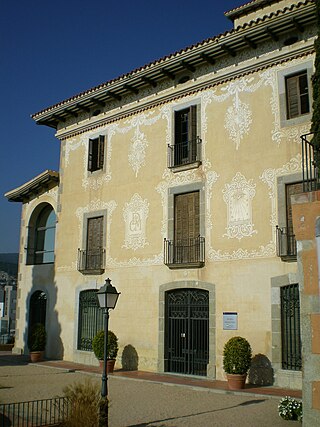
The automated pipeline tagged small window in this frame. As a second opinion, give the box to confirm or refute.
[88,135,105,172]
[285,71,310,119]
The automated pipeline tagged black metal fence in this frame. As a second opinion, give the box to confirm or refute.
[281,283,302,371]
[167,137,202,168]
[164,237,205,267]
[77,248,105,273]
[276,226,297,260]
[301,132,320,192]
[0,397,68,427]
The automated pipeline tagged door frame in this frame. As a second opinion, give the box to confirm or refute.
[158,280,216,379]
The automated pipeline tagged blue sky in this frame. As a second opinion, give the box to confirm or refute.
[0,0,246,253]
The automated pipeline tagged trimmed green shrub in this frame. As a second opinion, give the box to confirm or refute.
[92,330,118,360]
[223,336,252,375]
[27,323,46,352]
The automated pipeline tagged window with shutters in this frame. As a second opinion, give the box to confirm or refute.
[164,190,205,268]
[276,180,303,261]
[78,215,105,274]
[168,105,202,169]
[285,71,310,119]
[88,135,105,172]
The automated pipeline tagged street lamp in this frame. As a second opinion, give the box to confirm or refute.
[96,278,120,422]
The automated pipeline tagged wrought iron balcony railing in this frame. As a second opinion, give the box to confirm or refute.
[301,132,320,192]
[164,237,205,268]
[276,226,297,261]
[167,137,202,168]
[77,248,105,274]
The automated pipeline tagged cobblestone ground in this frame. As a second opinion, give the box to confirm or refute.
[0,363,296,427]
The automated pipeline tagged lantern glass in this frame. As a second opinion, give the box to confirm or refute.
[97,279,120,309]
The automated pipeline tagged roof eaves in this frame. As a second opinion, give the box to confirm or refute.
[31,0,314,122]
[5,170,59,203]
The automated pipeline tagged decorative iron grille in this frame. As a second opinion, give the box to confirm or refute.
[301,132,320,192]
[281,284,302,371]
[77,248,105,273]
[77,290,104,351]
[165,288,209,376]
[164,237,205,267]
[276,226,297,260]
[167,137,202,168]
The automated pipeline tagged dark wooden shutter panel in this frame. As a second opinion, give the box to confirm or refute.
[88,139,94,171]
[189,105,197,161]
[174,192,200,243]
[189,105,197,142]
[175,111,182,144]
[286,76,299,119]
[87,216,103,252]
[98,135,105,169]
[286,182,303,232]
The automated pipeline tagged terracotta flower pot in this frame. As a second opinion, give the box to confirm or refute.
[226,373,247,390]
[99,359,116,373]
[30,351,44,363]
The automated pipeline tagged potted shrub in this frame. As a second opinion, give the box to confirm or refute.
[92,330,118,373]
[223,336,252,390]
[27,323,46,362]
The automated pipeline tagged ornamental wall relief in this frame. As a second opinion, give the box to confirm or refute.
[222,172,257,240]
[122,193,149,250]
[59,56,309,266]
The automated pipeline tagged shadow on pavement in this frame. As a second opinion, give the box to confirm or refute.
[126,399,267,427]
[0,353,29,366]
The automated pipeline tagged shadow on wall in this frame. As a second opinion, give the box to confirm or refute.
[121,344,139,371]
[248,353,274,386]
[23,264,64,360]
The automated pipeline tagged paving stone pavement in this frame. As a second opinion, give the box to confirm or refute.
[0,353,300,426]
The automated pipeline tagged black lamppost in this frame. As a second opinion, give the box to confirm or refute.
[96,278,120,424]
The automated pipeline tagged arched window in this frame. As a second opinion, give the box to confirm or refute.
[27,204,56,264]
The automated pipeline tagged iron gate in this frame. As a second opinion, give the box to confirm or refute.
[165,288,209,376]
[281,284,302,370]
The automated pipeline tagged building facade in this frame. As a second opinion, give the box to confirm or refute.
[6,0,317,389]
[0,271,17,338]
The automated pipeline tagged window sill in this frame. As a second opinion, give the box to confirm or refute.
[165,261,205,270]
[279,255,297,263]
[78,268,105,275]
[169,161,201,173]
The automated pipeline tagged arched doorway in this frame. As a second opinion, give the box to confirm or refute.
[29,291,47,329]
[164,288,209,376]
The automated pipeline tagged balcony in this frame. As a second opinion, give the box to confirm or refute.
[77,248,105,274]
[276,226,297,262]
[167,137,202,170]
[301,132,320,192]
[164,237,205,269]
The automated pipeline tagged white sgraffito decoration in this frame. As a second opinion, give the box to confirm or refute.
[123,193,149,250]
[223,172,257,240]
